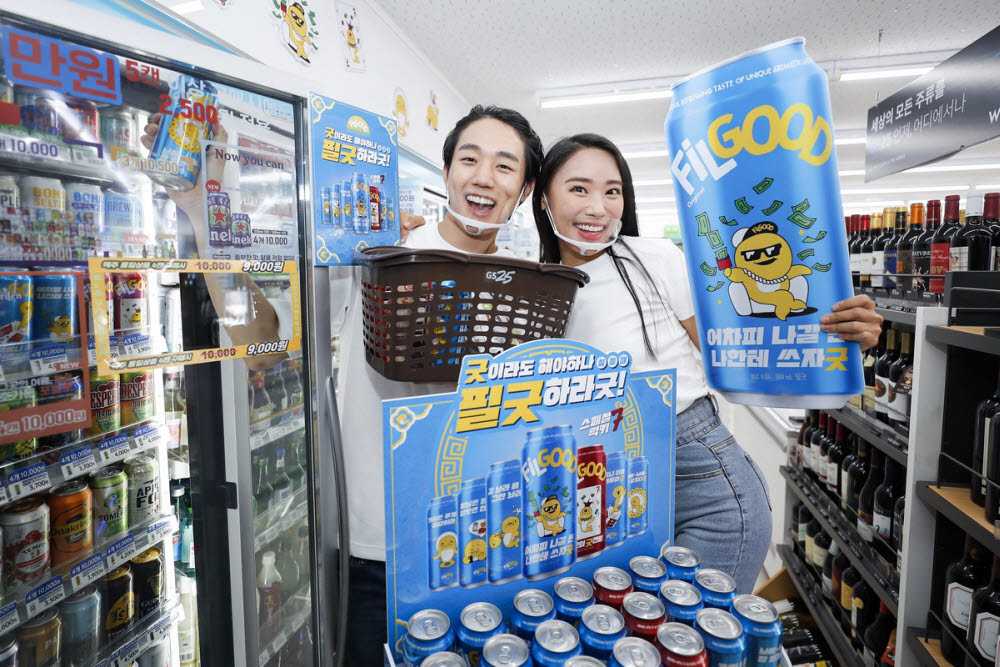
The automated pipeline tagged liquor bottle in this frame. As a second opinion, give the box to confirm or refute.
[826,418,845,500]
[887,331,914,432]
[869,212,885,289]
[805,517,822,574]
[863,601,895,665]
[801,409,820,475]
[942,535,991,663]
[897,203,924,292]
[847,439,871,517]
[986,411,1000,523]
[797,505,811,556]
[266,366,288,415]
[250,372,273,424]
[964,554,1000,667]
[823,541,837,603]
[786,644,832,664]
[852,580,879,646]
[912,199,939,293]
[813,529,831,580]
[283,359,304,407]
[819,415,835,490]
[971,371,1000,507]
[985,192,1000,270]
[863,330,886,417]
[858,449,884,543]
[931,194,963,293]
[881,628,897,667]
[253,454,275,527]
[953,192,994,271]
[892,496,905,570]
[859,214,872,288]
[258,551,283,633]
[873,460,901,571]
[849,215,862,288]
[841,564,861,636]
[811,411,829,485]
[276,539,300,602]
[782,627,820,648]
[833,544,851,620]
[883,208,906,291]
[874,329,899,424]
[271,446,293,517]
[286,441,306,494]
[839,424,856,512]
[873,208,893,289]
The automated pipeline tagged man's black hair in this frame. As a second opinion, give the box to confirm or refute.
[442,105,544,186]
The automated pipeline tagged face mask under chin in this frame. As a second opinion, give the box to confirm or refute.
[447,184,527,236]
[543,195,622,257]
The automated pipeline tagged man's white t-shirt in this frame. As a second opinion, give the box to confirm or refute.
[336,222,512,560]
[563,237,709,414]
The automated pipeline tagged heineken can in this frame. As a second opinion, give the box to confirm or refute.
[231,212,252,249]
[207,192,232,248]
[125,455,160,525]
[90,464,128,540]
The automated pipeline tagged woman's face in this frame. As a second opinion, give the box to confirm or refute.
[544,148,624,263]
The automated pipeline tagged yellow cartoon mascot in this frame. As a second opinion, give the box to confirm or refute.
[345,21,360,63]
[463,538,487,564]
[536,494,567,537]
[606,485,625,528]
[724,221,811,321]
[282,3,314,64]
[432,533,457,568]
[426,93,439,131]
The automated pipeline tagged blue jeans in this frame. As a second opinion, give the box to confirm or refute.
[674,396,772,594]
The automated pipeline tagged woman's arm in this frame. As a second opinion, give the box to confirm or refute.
[680,316,701,351]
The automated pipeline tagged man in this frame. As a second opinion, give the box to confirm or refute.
[336,105,543,663]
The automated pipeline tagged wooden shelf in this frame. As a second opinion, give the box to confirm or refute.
[917,482,1000,556]
[906,628,950,667]
[927,326,1000,357]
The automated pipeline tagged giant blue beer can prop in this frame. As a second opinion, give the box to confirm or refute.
[665,38,861,408]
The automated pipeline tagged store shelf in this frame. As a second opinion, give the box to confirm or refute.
[255,497,308,551]
[777,544,863,667]
[906,628,949,667]
[876,307,917,326]
[916,482,1000,555]
[258,589,311,665]
[250,405,306,451]
[782,466,899,616]
[829,404,908,466]
[96,598,185,667]
[0,128,121,185]
[927,326,1000,357]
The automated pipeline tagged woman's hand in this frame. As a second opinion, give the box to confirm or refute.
[400,211,427,244]
[821,294,883,351]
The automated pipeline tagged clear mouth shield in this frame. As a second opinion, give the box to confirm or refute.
[544,195,623,256]
[447,184,527,236]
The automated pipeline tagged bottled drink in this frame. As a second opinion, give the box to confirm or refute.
[931,194,963,293]
[972,371,1000,507]
[800,409,819,475]
[813,529,831,579]
[986,410,1000,523]
[797,505,811,556]
[859,214,872,288]
[294,525,311,590]
[258,551,283,634]
[892,496,905,569]
[985,192,1000,270]
[896,203,924,292]
[953,192,994,271]
[840,564,861,636]
[884,208,906,291]
[840,430,858,512]
[858,450,884,542]
[873,460,901,570]
[805,517,822,573]
[827,419,845,500]
[276,539,300,601]
[253,455,275,527]
[847,439,870,517]
[819,416,835,490]
[178,573,199,667]
[867,212,884,288]
[266,366,288,415]
[872,208,893,289]
[887,331,914,431]
[823,541,837,603]
[283,359,305,407]
[881,628,897,667]
[286,441,306,494]
[863,330,885,417]
[270,446,293,517]
[851,580,879,645]
[942,535,991,663]
[874,329,899,424]
[182,505,195,571]
[833,545,851,625]
[786,643,831,664]
[912,199,939,293]
[849,215,862,288]
[811,411,829,485]
[863,601,895,665]
[250,372,273,424]
[964,554,1000,667]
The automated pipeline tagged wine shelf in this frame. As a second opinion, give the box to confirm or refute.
[782,466,900,616]
[906,628,949,667]
[876,307,918,327]
[829,404,908,467]
[927,326,1000,357]
[777,544,863,667]
[916,482,1000,556]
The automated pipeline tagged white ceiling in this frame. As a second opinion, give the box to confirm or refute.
[377,0,1000,235]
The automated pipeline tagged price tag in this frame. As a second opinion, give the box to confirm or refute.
[98,433,131,465]
[132,423,164,451]
[87,335,96,367]
[60,446,97,480]
[30,344,68,376]
[25,576,65,618]
[0,601,19,636]
[106,535,136,570]
[0,130,64,163]
[7,461,52,500]
[122,333,153,357]
[146,517,173,543]
[70,552,105,591]
[152,613,174,642]
[113,637,141,666]
[0,364,5,384]
[0,483,10,507]
[109,335,120,359]
[250,432,264,450]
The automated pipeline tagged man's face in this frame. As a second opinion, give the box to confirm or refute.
[443,118,529,226]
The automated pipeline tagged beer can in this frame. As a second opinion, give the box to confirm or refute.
[532,619,581,666]
[125,455,160,525]
[321,187,332,225]
[146,75,218,189]
[457,602,504,665]
[331,184,342,227]
[659,580,704,627]
[694,608,745,667]
[16,608,61,665]
[87,373,120,437]
[656,622,709,667]
[31,272,77,344]
[48,480,93,568]
[0,174,19,213]
[693,569,737,610]
[426,496,458,591]
[20,176,65,227]
[554,576,595,625]
[458,477,488,588]
[16,87,62,135]
[0,273,31,350]
[231,213,252,249]
[64,99,100,143]
[731,595,782,667]
[402,609,455,667]
[0,497,50,586]
[522,425,576,580]
[419,652,465,667]
[385,196,396,231]
[482,633,530,667]
[665,38,861,408]
[113,272,147,335]
[660,546,701,582]
[121,371,155,426]
[609,636,662,667]
[207,192,232,248]
[339,182,352,229]
[353,173,370,233]
[90,464,128,540]
[629,555,668,595]
[102,563,135,642]
[137,639,170,667]
[100,109,136,161]
[626,456,649,537]
[565,658,604,667]
[65,182,104,230]
[487,459,523,584]
[592,567,633,611]
[0,633,16,666]
[38,372,84,449]
[61,583,101,665]
[579,604,626,660]
[131,546,164,619]
[576,445,606,560]
[103,190,141,238]
[621,591,666,643]
[511,589,555,643]
[369,185,382,232]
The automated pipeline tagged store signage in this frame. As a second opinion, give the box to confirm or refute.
[308,93,400,265]
[865,24,1000,181]
[383,339,676,661]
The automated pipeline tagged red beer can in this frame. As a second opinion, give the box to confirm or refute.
[64,99,100,142]
[576,444,606,561]
[368,186,382,232]
[592,566,633,611]
[656,622,709,666]
[113,272,147,335]
[622,591,666,643]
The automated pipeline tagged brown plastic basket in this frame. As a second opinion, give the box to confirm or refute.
[359,246,589,382]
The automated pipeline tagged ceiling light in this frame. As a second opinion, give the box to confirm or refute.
[539,89,672,109]
[840,185,969,195]
[633,178,672,187]
[170,0,204,12]
[839,66,934,81]
[622,149,670,159]
[834,137,867,146]
[911,163,1000,174]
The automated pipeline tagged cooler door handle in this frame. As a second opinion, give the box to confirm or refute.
[219,481,238,510]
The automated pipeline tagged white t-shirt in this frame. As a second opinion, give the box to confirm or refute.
[563,237,709,413]
[337,222,513,560]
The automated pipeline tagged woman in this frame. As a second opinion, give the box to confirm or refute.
[533,134,882,593]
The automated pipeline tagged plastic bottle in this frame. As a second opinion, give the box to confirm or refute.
[258,551,283,634]
[293,525,311,588]
[178,573,199,666]
[276,539,300,602]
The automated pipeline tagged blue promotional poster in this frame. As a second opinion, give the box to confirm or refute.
[308,93,400,265]
[383,339,677,663]
[665,38,862,408]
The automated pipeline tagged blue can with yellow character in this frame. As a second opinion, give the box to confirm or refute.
[458,476,488,588]
[147,74,218,190]
[522,425,576,581]
[426,495,458,591]
[626,456,648,538]
[665,37,861,408]
[31,273,77,344]
[487,458,523,584]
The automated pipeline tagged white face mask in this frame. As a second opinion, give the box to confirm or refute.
[543,195,622,257]
[446,184,527,236]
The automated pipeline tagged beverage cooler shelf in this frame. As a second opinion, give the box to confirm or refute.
[96,597,183,667]
[828,405,908,466]
[0,421,167,509]
[777,544,863,667]
[905,627,948,667]
[915,482,1000,556]
[0,130,121,186]
[781,467,899,616]
[249,404,305,451]
[258,588,310,665]
[926,326,1000,357]
[254,497,308,552]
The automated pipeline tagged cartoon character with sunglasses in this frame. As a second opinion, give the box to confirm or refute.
[723,221,812,321]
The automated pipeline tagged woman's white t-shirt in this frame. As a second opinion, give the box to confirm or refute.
[563,237,709,414]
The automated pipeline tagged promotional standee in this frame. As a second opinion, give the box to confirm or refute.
[383,339,677,662]
[308,92,400,265]
[665,37,862,408]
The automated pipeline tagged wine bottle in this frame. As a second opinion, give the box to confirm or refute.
[953,192,994,271]
[887,330,914,434]
[874,329,899,424]
[794,412,812,469]
[930,194,962,294]
[971,371,1000,507]
[805,517,822,575]
[912,199,939,293]
[897,203,925,292]
[827,418,845,501]
[797,505,811,556]
[870,212,886,289]
[839,425,857,512]
[811,411,829,485]
[813,529,831,580]
[964,554,1000,667]
[819,415,835,492]
[892,496,905,572]
[858,449,884,543]
[841,564,861,636]
[847,439,871,517]
[986,413,1000,523]
[883,208,906,291]
[863,330,886,417]
[850,214,862,288]
[873,459,901,542]
[852,580,879,647]
[823,541,837,603]
[881,627,897,667]
[801,409,820,475]
[985,192,1000,270]
[859,214,872,288]
[833,544,851,623]
[863,601,896,666]
[943,535,991,664]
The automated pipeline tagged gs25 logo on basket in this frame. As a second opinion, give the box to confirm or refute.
[485,270,515,285]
